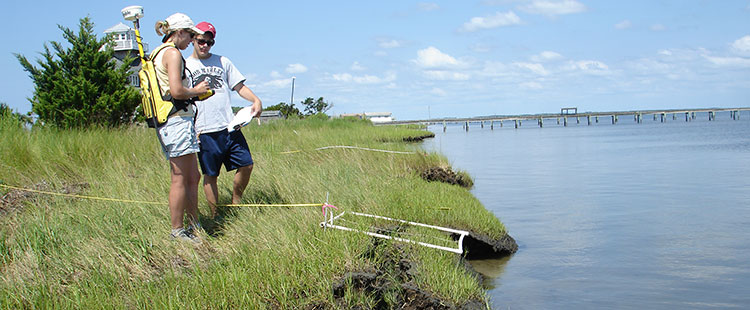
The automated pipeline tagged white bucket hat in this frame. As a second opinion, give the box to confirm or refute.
[161,13,203,42]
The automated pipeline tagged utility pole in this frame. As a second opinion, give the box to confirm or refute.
[290,76,296,106]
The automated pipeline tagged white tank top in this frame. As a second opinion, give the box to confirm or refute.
[153,43,194,116]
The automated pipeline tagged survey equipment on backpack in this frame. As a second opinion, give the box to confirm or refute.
[121,5,213,128]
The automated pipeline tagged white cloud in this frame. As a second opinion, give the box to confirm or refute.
[650,24,666,31]
[413,46,464,68]
[351,61,366,71]
[520,0,586,16]
[565,60,610,74]
[530,51,563,62]
[514,62,550,76]
[731,35,750,55]
[270,70,282,79]
[460,11,521,32]
[261,78,292,89]
[520,81,543,89]
[423,70,470,80]
[703,55,750,67]
[658,49,673,56]
[331,72,396,84]
[430,87,447,96]
[379,39,402,49]
[478,61,511,77]
[615,20,632,30]
[286,63,308,74]
[417,2,440,11]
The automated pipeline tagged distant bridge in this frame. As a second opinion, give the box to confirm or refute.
[380,107,750,130]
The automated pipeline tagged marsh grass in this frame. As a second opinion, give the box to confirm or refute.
[0,116,507,308]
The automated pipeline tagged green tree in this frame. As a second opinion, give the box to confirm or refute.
[265,102,301,118]
[301,97,332,116]
[0,102,33,127]
[15,17,140,128]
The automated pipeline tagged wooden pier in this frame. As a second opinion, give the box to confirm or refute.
[381,107,750,131]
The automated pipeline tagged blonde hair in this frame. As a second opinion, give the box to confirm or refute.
[155,20,171,36]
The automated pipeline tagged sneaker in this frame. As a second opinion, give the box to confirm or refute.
[186,223,203,235]
[170,228,202,245]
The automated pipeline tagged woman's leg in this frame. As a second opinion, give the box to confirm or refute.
[169,153,201,229]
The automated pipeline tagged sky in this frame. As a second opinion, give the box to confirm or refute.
[2,1,750,121]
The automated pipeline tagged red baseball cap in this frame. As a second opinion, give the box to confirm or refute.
[195,22,216,38]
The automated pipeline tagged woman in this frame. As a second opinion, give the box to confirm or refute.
[153,13,210,243]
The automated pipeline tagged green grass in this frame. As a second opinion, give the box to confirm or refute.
[0,116,508,309]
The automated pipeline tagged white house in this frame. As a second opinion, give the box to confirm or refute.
[364,112,394,123]
[102,22,148,87]
[339,112,394,123]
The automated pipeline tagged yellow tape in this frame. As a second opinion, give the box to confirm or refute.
[279,145,416,155]
[0,183,324,208]
[223,203,323,207]
[0,183,163,205]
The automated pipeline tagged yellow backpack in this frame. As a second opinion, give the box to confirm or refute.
[138,43,211,127]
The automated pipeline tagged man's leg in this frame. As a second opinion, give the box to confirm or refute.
[232,164,253,204]
[203,174,219,217]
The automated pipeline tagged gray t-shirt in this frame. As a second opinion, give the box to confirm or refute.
[186,54,246,134]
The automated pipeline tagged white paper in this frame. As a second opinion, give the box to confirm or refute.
[227,106,254,132]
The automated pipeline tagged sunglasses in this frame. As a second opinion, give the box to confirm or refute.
[195,38,215,47]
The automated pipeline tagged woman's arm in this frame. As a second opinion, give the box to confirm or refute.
[163,48,209,100]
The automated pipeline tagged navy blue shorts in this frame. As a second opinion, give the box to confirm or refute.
[198,129,254,176]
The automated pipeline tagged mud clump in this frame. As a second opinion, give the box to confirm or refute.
[402,133,435,142]
[421,167,473,188]
[460,232,518,260]
[331,242,487,309]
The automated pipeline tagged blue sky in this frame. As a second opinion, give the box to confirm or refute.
[3,1,750,120]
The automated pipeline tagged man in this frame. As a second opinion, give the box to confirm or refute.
[186,21,262,217]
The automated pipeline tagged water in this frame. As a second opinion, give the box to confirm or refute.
[422,112,750,309]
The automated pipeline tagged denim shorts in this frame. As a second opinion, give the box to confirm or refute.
[198,129,254,176]
[157,115,200,159]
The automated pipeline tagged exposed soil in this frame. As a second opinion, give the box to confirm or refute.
[460,232,518,260]
[0,181,89,216]
[331,241,488,310]
[402,133,435,142]
[420,167,473,188]
[329,228,517,309]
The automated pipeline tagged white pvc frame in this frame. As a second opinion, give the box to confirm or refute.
[320,211,469,254]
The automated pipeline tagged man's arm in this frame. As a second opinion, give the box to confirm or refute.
[233,83,262,117]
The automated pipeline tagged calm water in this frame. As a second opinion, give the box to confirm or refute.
[422,112,750,309]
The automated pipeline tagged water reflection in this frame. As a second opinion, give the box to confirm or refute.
[466,255,512,289]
